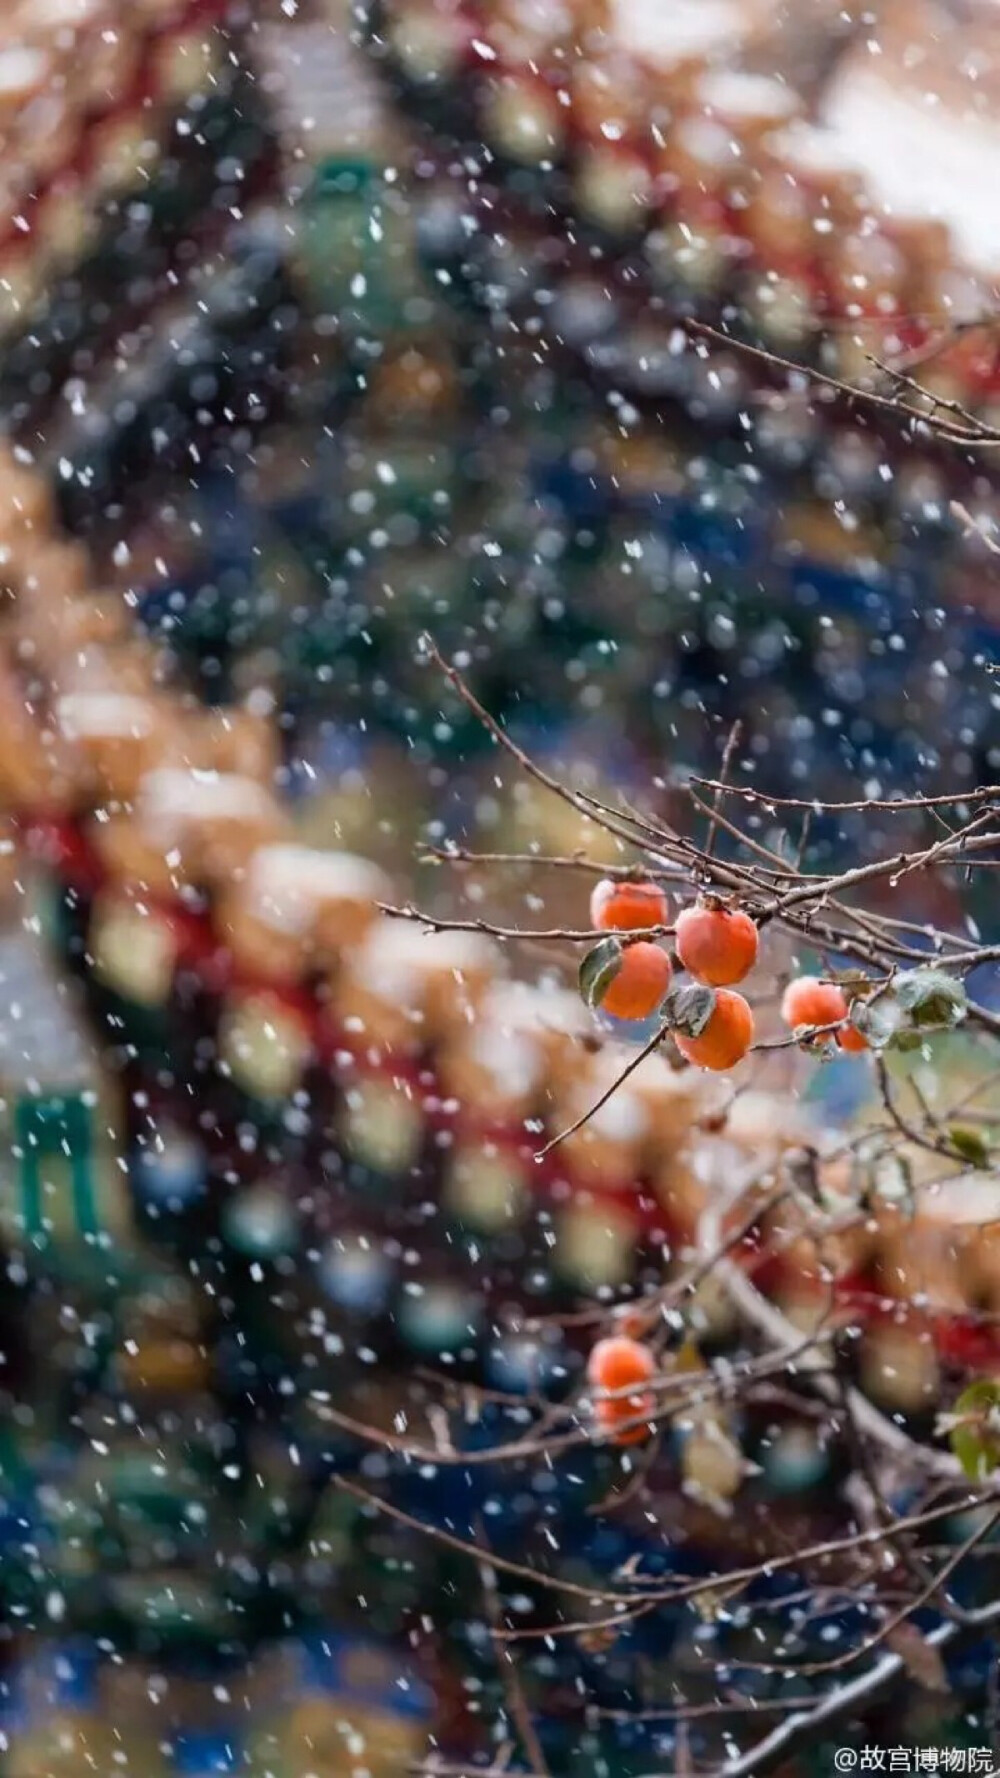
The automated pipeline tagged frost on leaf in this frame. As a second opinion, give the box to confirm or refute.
[663,981,716,1038]
[578,936,623,1009]
[893,968,968,1030]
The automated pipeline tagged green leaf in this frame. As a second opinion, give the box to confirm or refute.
[850,997,898,1050]
[949,1126,991,1168]
[579,937,623,1011]
[949,1380,1000,1481]
[663,982,717,1038]
[893,968,968,1029]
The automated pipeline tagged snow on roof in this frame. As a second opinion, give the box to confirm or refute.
[821,63,1000,276]
[611,0,769,67]
[245,845,391,934]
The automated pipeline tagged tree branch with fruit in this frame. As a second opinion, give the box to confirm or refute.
[336,632,1000,1772]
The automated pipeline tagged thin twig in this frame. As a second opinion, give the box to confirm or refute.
[685,779,998,815]
[732,1505,1000,1676]
[698,1200,961,1482]
[378,900,675,945]
[419,634,674,860]
[534,1022,667,1161]
[710,1596,1000,1778]
[476,1517,551,1778]
[704,719,742,862]
[688,319,1000,445]
[952,499,1000,557]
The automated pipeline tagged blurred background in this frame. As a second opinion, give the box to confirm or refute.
[0,0,995,1773]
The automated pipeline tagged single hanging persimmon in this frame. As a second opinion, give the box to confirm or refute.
[780,976,868,1051]
[587,1334,657,1445]
[673,988,754,1071]
[594,1398,653,1446]
[675,902,759,986]
[590,876,668,933]
[580,936,672,1021]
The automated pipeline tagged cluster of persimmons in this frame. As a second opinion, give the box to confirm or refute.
[582,879,867,1443]
[582,876,867,1074]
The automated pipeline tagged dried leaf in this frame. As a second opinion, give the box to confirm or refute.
[690,1577,744,1624]
[885,1622,950,1694]
[829,970,878,993]
[427,1405,455,1455]
[691,1586,727,1624]
[672,1336,704,1376]
[577,1623,622,1655]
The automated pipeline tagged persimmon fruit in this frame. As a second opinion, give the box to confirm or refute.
[674,988,754,1072]
[780,976,867,1051]
[594,1400,653,1446]
[587,1335,656,1445]
[596,940,672,1021]
[675,902,758,987]
[590,876,668,933]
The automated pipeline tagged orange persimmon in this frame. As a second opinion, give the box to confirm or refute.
[595,940,672,1021]
[587,1335,656,1445]
[675,902,759,987]
[590,876,668,933]
[780,976,867,1051]
[674,988,754,1072]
